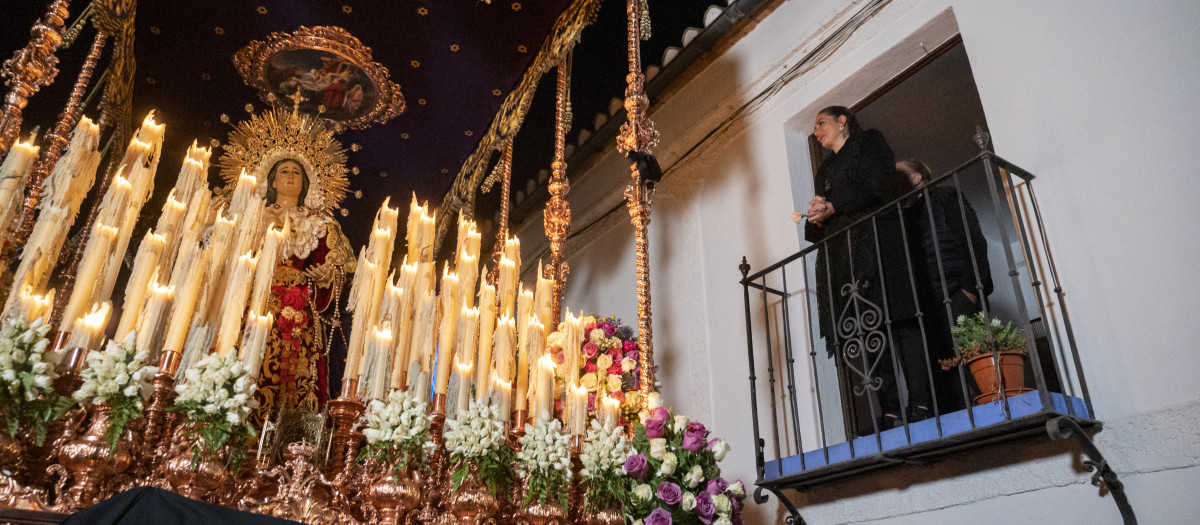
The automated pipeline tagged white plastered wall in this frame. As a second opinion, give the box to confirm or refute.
[513,0,1200,522]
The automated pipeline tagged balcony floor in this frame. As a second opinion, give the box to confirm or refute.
[763,391,1091,484]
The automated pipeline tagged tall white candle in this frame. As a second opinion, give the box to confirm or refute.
[115,232,165,340]
[534,260,555,337]
[533,355,557,421]
[435,267,460,394]
[135,282,174,356]
[239,312,273,379]
[66,301,111,350]
[474,284,496,403]
[59,222,118,332]
[213,251,257,356]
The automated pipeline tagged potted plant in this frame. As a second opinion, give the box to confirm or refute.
[939,312,1030,404]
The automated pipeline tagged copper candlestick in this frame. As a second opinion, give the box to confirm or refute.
[325,378,365,478]
[418,393,449,524]
[567,434,586,525]
[131,350,181,478]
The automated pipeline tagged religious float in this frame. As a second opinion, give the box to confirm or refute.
[0,1,747,524]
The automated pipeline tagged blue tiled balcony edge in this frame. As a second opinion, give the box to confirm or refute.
[763,391,1090,481]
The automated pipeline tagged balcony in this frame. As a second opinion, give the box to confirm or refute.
[739,136,1133,523]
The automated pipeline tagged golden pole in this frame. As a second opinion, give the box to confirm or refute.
[616,0,660,412]
[485,140,514,289]
[0,0,71,157]
[543,57,573,329]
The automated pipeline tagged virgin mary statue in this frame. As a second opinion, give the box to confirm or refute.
[218,107,354,427]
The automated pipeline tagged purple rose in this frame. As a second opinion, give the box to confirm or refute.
[651,407,670,421]
[645,508,673,525]
[624,453,649,479]
[645,416,666,438]
[682,422,708,452]
[731,496,742,514]
[600,321,617,337]
[695,491,716,524]
[626,350,639,363]
[656,481,682,505]
[732,515,744,525]
[706,477,728,495]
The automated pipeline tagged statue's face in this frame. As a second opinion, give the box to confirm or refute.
[273,160,305,203]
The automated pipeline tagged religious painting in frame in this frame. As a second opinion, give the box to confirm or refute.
[234,26,405,131]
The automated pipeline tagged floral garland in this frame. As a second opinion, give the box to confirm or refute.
[443,401,515,498]
[624,409,744,525]
[0,314,70,446]
[516,414,572,507]
[73,333,156,453]
[172,353,259,471]
[553,315,643,423]
[360,388,433,479]
[580,419,634,513]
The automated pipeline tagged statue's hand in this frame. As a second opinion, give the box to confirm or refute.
[304,263,334,285]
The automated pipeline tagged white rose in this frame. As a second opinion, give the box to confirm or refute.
[226,411,241,425]
[632,484,653,502]
[711,439,731,461]
[681,491,697,512]
[673,415,689,433]
[713,494,731,516]
[684,464,704,488]
[714,517,733,525]
[649,438,667,460]
[658,452,678,476]
[123,385,138,397]
[621,357,636,373]
[728,480,745,498]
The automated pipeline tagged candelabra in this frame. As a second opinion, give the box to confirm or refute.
[131,350,182,478]
[418,393,449,524]
[325,378,366,479]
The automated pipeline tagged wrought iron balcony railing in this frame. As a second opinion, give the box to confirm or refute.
[739,132,1134,524]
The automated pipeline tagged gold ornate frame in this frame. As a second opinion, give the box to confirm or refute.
[233,26,405,131]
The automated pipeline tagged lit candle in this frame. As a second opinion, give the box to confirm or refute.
[413,291,437,375]
[152,189,187,271]
[601,394,621,431]
[135,281,174,356]
[239,312,273,379]
[526,315,546,376]
[367,325,394,400]
[16,287,53,324]
[417,213,436,263]
[534,260,555,337]
[456,306,479,374]
[248,218,289,316]
[533,355,557,421]
[494,374,512,417]
[115,232,165,340]
[162,242,208,352]
[435,268,460,394]
[493,315,516,385]
[58,222,118,332]
[497,256,517,318]
[515,345,530,412]
[516,287,533,359]
[474,284,496,403]
[562,310,583,385]
[454,361,473,415]
[569,382,588,435]
[213,251,257,356]
[66,301,111,350]
[456,253,478,309]
[0,137,39,241]
[227,169,259,217]
[405,194,426,264]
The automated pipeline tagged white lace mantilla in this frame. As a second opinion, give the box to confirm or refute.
[265,205,332,260]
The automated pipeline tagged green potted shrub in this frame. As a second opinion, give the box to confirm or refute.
[939,312,1030,404]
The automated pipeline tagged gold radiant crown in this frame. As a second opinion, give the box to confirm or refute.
[218,95,349,213]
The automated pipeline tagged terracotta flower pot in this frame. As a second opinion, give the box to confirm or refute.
[966,351,1030,405]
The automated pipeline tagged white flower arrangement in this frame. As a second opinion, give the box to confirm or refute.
[73,333,157,453]
[581,419,633,479]
[580,419,634,512]
[0,314,69,446]
[172,352,259,470]
[443,400,515,498]
[74,333,156,405]
[517,415,572,507]
[443,400,507,459]
[361,388,433,473]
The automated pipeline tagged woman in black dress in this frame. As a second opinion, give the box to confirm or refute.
[800,106,926,431]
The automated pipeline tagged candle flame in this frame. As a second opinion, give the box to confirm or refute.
[82,303,111,329]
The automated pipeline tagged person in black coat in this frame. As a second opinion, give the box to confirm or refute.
[898,158,993,411]
[797,106,925,431]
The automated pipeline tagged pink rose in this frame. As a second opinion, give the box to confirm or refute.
[583,342,600,358]
[585,362,598,374]
[623,340,638,352]
[606,348,623,360]
[644,417,666,438]
[607,363,623,376]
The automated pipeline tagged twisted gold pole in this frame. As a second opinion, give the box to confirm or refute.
[485,140,514,289]
[616,0,660,411]
[6,31,105,266]
[544,57,572,329]
[0,0,71,157]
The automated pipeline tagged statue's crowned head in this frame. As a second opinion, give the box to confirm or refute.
[218,105,348,213]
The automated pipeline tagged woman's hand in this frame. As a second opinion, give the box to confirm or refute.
[807,196,835,224]
[304,263,334,285]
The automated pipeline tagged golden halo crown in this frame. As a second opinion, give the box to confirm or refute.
[218,103,349,213]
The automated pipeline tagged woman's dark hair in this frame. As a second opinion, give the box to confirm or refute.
[899,158,933,182]
[265,158,309,205]
[817,105,863,135]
